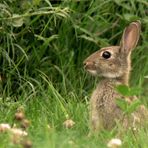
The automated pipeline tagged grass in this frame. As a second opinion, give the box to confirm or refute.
[0,89,148,148]
[0,0,148,147]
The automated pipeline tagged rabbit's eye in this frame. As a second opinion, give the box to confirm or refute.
[102,51,111,59]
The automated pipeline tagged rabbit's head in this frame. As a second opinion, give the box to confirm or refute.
[83,21,141,82]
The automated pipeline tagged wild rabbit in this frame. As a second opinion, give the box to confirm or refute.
[83,21,148,133]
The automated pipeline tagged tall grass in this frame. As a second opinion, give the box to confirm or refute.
[0,0,148,99]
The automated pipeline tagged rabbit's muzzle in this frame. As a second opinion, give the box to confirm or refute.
[83,61,96,70]
[83,61,97,75]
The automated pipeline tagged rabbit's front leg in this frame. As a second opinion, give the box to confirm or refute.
[90,108,101,131]
[88,104,102,137]
[89,90,102,134]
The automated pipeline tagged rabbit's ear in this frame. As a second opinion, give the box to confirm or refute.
[120,21,141,54]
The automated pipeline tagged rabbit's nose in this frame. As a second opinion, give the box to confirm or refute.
[83,61,94,69]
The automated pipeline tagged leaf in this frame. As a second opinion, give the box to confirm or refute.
[144,75,148,79]
[78,35,97,44]
[129,87,141,96]
[116,85,130,96]
[12,14,23,27]
[123,14,139,21]
[116,85,141,96]
[125,99,141,114]
[116,98,128,111]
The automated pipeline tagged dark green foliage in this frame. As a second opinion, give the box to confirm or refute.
[0,0,148,99]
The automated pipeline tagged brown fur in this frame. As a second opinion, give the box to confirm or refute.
[83,21,148,133]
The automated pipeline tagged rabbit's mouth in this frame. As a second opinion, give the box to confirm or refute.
[83,60,96,69]
[83,61,98,75]
[87,69,98,76]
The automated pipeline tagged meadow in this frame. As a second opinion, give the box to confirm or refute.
[0,0,148,147]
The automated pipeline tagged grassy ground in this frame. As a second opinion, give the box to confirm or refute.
[0,0,148,147]
[0,91,148,148]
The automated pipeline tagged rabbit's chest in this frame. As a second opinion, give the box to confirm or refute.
[91,84,122,128]
[96,87,119,112]
[91,82,121,117]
